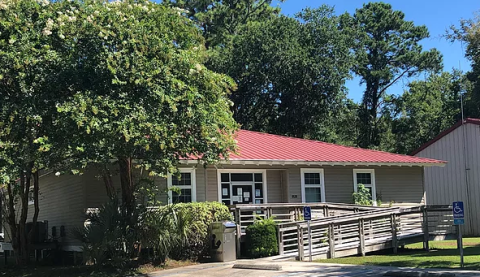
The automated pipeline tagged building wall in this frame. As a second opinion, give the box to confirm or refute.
[13,163,426,247]
[22,173,86,248]
[205,165,425,205]
[416,123,480,235]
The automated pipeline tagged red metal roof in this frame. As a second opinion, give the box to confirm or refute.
[227,130,445,166]
[411,118,480,155]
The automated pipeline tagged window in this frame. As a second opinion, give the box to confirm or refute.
[301,169,325,203]
[217,169,267,205]
[353,169,376,205]
[28,189,35,205]
[168,168,196,204]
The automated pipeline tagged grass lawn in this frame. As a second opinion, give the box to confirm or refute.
[315,238,480,270]
[0,259,197,277]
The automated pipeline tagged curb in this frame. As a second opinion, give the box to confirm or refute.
[233,263,282,271]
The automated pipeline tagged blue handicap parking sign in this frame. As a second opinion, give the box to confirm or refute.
[303,206,312,221]
[453,201,464,219]
[453,201,465,225]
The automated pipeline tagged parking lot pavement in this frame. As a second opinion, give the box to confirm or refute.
[148,261,480,277]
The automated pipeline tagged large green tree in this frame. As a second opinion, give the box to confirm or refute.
[53,0,237,218]
[0,0,76,264]
[391,71,467,154]
[450,13,480,117]
[341,2,443,149]
[163,0,283,48]
[209,7,355,142]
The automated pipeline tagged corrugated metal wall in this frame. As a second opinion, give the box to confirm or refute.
[416,123,480,235]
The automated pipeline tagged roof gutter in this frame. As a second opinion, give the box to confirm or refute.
[181,159,446,167]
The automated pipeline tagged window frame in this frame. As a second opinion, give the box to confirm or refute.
[167,168,196,204]
[301,168,325,203]
[353,169,377,206]
[216,169,268,204]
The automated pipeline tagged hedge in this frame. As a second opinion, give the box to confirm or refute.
[245,217,278,258]
[160,201,233,261]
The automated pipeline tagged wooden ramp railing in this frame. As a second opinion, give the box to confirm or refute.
[230,203,454,260]
[230,202,383,235]
[277,205,454,260]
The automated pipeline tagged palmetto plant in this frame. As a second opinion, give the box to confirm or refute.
[74,199,192,265]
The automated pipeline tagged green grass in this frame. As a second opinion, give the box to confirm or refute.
[315,238,480,270]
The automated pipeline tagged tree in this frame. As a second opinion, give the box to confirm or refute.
[449,13,480,117]
[341,2,443,149]
[163,0,284,48]
[210,7,355,143]
[53,0,237,220]
[0,0,74,265]
[391,71,468,154]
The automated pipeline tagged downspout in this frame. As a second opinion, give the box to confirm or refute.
[461,120,474,235]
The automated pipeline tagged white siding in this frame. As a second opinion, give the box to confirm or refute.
[416,123,480,235]
[25,173,86,246]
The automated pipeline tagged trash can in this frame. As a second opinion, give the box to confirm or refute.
[209,221,237,262]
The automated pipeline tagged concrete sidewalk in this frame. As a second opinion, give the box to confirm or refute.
[148,260,480,277]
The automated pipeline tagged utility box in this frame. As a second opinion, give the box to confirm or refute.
[209,221,237,262]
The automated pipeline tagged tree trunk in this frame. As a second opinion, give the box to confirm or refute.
[118,157,135,218]
[101,165,116,199]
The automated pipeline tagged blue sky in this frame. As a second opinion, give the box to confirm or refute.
[274,0,480,102]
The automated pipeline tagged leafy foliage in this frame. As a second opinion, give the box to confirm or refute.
[353,184,373,206]
[210,6,355,143]
[391,71,467,154]
[163,201,233,260]
[163,0,284,48]
[245,217,278,258]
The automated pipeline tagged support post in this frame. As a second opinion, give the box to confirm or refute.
[235,208,241,258]
[328,223,335,259]
[236,223,241,258]
[391,214,398,254]
[457,225,464,268]
[359,219,365,256]
[297,225,304,261]
[277,226,284,255]
[422,207,429,251]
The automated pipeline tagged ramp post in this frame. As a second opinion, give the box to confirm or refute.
[297,225,304,261]
[391,214,398,254]
[277,226,284,255]
[422,206,429,251]
[358,218,365,256]
[328,223,335,259]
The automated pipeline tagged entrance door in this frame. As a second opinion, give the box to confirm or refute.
[231,184,253,204]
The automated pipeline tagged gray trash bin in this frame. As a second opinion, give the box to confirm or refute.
[209,221,237,262]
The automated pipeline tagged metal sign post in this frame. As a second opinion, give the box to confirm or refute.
[303,206,312,262]
[453,201,464,268]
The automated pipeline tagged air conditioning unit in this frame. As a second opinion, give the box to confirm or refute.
[26,221,48,244]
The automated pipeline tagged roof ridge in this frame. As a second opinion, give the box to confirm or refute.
[238,129,441,163]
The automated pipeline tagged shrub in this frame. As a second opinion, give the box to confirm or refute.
[353,184,383,206]
[157,201,233,261]
[353,184,372,206]
[75,200,231,265]
[245,217,278,258]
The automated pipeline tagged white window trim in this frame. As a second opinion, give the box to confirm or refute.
[353,169,377,206]
[28,190,34,206]
[216,169,268,204]
[167,168,196,204]
[301,168,326,203]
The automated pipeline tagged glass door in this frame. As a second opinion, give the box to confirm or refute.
[231,183,253,204]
